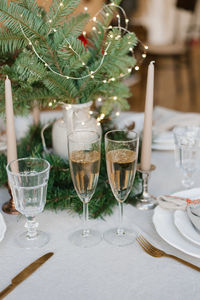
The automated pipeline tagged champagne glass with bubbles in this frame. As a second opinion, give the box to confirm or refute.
[104,130,139,246]
[68,130,101,247]
[7,157,50,249]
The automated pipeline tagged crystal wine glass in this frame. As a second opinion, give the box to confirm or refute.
[173,126,200,188]
[6,157,50,249]
[104,130,139,247]
[68,130,101,247]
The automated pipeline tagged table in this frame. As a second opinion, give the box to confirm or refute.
[1,149,200,300]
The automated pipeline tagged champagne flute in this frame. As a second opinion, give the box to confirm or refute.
[68,130,101,247]
[6,157,50,249]
[104,130,139,246]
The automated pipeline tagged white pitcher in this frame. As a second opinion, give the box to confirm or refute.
[52,101,101,159]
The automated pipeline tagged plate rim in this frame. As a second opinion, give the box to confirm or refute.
[0,212,6,242]
[174,210,200,246]
[153,188,200,258]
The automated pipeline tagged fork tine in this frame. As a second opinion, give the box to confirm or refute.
[136,235,160,257]
[139,235,161,255]
[136,235,157,257]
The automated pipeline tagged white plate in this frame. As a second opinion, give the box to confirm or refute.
[153,189,200,258]
[0,212,6,242]
[152,132,175,151]
[174,210,200,246]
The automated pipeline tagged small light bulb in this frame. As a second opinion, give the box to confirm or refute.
[100,113,105,119]
[45,63,48,67]
[69,45,72,49]
[106,13,109,16]
[113,96,117,100]
[81,122,85,125]
[66,76,69,79]
[97,122,101,126]
[89,110,93,115]
[109,25,112,29]
[66,104,72,110]
[82,62,85,66]
[91,71,94,74]
[144,45,148,50]
[97,97,102,102]
[29,41,32,45]
[128,68,132,73]
[103,80,107,83]
[135,66,139,71]
[93,17,97,22]
[83,31,86,36]
[54,99,57,103]
[91,75,94,79]
[53,29,57,32]
[129,48,133,52]
[49,19,52,23]
[116,111,120,116]
[110,34,113,38]
[125,19,129,23]
[92,26,96,31]
[97,117,101,122]
[60,2,64,6]
[111,78,115,81]
[116,14,120,18]
[142,53,147,58]
[49,102,52,107]
[104,52,107,56]
[111,2,115,6]
[84,7,88,11]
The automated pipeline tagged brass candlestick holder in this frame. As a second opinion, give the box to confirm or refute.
[136,164,157,210]
[2,185,19,215]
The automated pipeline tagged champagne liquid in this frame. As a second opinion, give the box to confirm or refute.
[106,149,137,202]
[70,150,100,203]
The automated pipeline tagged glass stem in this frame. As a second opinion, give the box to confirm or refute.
[117,202,125,235]
[25,216,38,239]
[82,202,90,237]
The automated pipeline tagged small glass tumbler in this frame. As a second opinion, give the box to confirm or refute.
[173,126,200,188]
[7,157,50,249]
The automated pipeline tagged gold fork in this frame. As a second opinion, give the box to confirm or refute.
[136,234,200,272]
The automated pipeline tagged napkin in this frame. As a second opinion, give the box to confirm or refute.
[153,106,200,133]
[157,195,200,210]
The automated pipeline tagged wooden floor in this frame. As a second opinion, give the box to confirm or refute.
[128,43,200,113]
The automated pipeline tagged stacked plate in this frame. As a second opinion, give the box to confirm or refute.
[0,212,6,242]
[153,188,200,258]
[152,131,175,151]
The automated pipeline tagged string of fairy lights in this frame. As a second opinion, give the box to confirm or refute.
[19,1,148,122]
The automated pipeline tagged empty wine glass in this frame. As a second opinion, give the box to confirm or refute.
[68,130,101,247]
[173,126,200,188]
[6,157,50,249]
[104,130,139,246]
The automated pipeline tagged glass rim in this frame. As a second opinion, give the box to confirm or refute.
[105,129,138,143]
[68,129,101,143]
[6,157,50,176]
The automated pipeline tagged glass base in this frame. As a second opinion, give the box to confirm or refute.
[182,178,194,189]
[15,230,49,249]
[136,195,157,210]
[103,228,136,247]
[69,229,102,248]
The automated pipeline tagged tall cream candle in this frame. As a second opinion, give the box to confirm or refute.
[5,76,18,165]
[141,61,155,171]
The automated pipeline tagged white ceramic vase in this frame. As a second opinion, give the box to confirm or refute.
[52,101,101,159]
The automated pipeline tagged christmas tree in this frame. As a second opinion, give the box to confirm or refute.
[0,0,138,116]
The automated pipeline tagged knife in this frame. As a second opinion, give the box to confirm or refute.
[0,252,54,299]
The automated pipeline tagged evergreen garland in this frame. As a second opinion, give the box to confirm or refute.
[0,123,142,218]
[0,0,137,116]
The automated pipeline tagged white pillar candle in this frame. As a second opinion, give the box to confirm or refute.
[141,61,155,171]
[5,76,18,166]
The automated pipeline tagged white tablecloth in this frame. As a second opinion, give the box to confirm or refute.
[1,108,200,299]
[1,148,200,300]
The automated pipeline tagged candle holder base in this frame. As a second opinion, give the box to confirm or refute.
[136,164,157,210]
[2,186,19,215]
